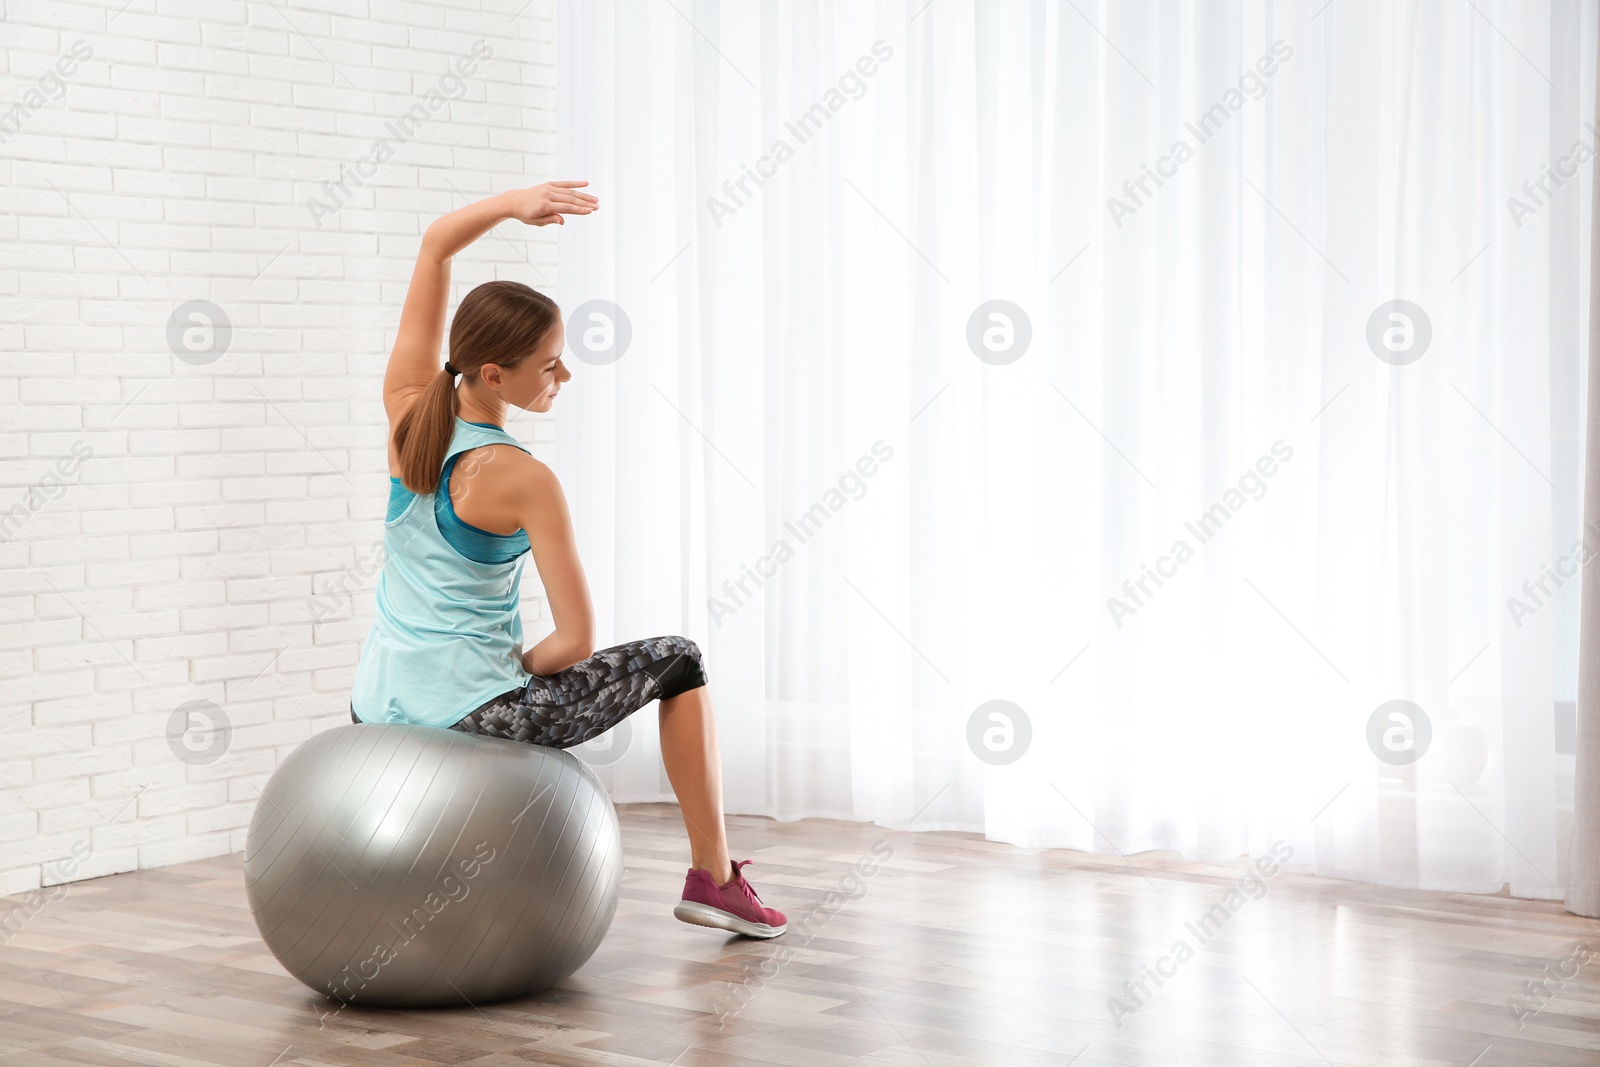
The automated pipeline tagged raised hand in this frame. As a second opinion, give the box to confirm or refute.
[503,180,600,226]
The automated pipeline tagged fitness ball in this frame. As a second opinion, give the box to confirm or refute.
[244,722,623,1008]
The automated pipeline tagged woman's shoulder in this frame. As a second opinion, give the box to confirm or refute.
[452,443,563,534]
[455,437,557,495]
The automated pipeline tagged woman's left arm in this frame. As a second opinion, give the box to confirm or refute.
[382,182,599,419]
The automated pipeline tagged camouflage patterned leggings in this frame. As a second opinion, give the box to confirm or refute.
[348,635,707,748]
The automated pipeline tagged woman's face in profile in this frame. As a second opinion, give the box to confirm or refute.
[487,321,569,414]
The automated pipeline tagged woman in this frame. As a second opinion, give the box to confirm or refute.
[349,181,785,939]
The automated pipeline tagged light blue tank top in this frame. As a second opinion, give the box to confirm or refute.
[351,417,535,727]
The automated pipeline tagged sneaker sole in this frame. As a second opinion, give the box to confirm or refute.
[673,900,787,939]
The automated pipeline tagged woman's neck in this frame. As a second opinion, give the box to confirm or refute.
[455,386,507,428]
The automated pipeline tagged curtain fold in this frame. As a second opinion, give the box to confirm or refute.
[552,0,1594,900]
[1569,1,1600,921]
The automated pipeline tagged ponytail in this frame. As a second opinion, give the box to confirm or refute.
[393,280,559,495]
[392,366,462,495]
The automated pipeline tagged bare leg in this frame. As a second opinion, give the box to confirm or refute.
[658,685,734,886]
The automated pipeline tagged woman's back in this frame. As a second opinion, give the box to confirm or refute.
[351,417,536,726]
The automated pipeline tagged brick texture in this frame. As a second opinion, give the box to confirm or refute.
[0,0,561,898]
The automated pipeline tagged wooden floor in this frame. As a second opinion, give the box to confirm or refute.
[2,803,1598,1067]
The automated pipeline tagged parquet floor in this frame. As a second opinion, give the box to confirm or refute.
[1,802,1598,1066]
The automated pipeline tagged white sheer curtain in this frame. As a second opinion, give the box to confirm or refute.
[549,0,1594,899]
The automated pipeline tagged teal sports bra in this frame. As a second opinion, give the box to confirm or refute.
[386,419,531,564]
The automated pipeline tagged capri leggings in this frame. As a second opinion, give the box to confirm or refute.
[349,635,707,748]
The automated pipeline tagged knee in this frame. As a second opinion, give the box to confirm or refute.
[659,636,707,697]
[676,636,705,672]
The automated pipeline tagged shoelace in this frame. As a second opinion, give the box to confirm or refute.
[728,860,765,908]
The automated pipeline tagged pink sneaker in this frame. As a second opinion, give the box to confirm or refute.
[673,859,787,938]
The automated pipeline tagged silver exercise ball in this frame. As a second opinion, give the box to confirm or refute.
[244,722,622,1008]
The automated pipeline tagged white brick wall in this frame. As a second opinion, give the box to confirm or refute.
[0,0,561,897]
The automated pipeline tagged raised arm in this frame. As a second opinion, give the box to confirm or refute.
[382,182,599,422]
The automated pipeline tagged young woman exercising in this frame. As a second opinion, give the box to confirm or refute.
[349,181,785,939]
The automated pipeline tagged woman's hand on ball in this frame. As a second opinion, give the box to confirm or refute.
[501,181,599,227]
